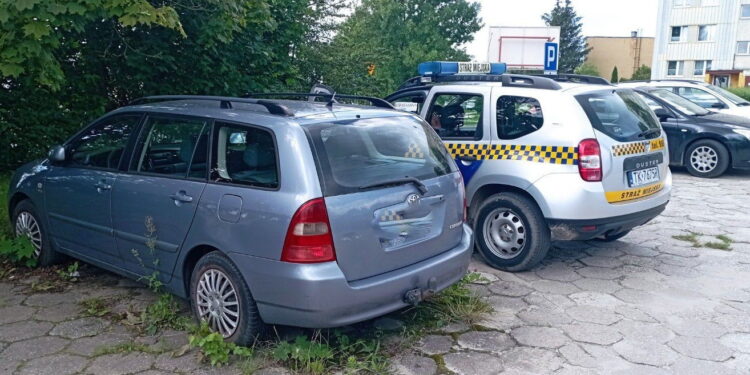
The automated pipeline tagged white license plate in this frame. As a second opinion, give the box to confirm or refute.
[628,167,660,187]
[458,62,490,74]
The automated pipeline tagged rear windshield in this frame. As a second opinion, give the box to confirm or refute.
[305,115,457,196]
[576,89,662,142]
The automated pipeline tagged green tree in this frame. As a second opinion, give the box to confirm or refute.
[630,64,652,80]
[574,62,600,77]
[319,0,482,97]
[611,66,619,83]
[542,0,590,73]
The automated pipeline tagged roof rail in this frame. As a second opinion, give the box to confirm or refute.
[397,74,561,90]
[536,74,611,85]
[244,93,395,109]
[129,95,295,116]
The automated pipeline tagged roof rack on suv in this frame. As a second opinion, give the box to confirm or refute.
[129,95,295,116]
[244,93,395,109]
[535,74,611,85]
[397,74,561,91]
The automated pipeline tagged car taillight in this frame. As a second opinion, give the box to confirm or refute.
[281,198,336,263]
[578,138,602,182]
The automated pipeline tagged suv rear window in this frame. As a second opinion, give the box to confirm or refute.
[576,89,661,142]
[305,115,457,196]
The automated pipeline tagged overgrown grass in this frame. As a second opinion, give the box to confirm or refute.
[672,231,733,251]
[94,341,164,356]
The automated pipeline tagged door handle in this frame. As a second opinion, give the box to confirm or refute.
[170,191,194,203]
[94,181,111,192]
[457,155,477,162]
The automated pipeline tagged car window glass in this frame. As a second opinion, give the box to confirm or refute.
[134,117,208,177]
[211,123,278,189]
[575,90,661,142]
[390,93,425,114]
[67,115,140,170]
[637,94,664,112]
[674,87,722,108]
[497,96,544,139]
[426,93,483,140]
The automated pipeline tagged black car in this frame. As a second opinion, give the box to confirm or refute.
[635,88,750,178]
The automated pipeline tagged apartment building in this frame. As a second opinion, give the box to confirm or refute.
[586,34,654,80]
[653,0,750,87]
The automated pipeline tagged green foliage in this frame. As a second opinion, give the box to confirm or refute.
[611,66,619,83]
[542,0,591,73]
[189,322,253,367]
[318,0,482,97]
[141,293,190,335]
[729,87,750,101]
[630,64,651,81]
[0,235,37,267]
[574,62,600,77]
[56,261,79,281]
[80,297,111,317]
[94,341,159,356]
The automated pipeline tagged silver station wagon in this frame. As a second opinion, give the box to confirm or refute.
[7,95,473,345]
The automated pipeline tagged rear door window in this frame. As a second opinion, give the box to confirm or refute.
[426,94,484,140]
[497,96,544,139]
[305,115,457,196]
[575,89,661,142]
[131,117,209,178]
[210,123,279,189]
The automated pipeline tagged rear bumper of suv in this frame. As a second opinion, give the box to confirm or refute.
[227,224,473,328]
[547,202,667,241]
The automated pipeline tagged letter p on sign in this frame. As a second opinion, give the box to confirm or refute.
[544,42,558,74]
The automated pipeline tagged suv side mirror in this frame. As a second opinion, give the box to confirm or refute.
[653,108,672,121]
[711,102,726,109]
[48,145,66,163]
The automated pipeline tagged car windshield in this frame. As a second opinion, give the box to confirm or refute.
[699,82,750,106]
[576,89,661,142]
[648,89,710,116]
[305,115,457,196]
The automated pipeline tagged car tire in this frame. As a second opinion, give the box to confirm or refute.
[12,200,62,267]
[685,139,730,178]
[596,230,631,242]
[474,192,550,272]
[190,251,264,346]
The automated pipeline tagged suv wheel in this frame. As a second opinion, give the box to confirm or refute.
[474,192,550,271]
[12,200,62,267]
[686,139,729,178]
[190,251,264,346]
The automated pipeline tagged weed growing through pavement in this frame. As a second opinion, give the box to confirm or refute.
[188,322,254,367]
[94,341,165,356]
[673,231,733,251]
[80,297,112,317]
[57,261,80,282]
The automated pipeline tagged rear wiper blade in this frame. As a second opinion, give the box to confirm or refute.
[359,176,428,195]
[637,128,661,138]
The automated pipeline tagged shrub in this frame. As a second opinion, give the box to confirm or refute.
[0,236,37,267]
[729,87,750,101]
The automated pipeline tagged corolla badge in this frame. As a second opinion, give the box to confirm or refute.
[406,193,420,205]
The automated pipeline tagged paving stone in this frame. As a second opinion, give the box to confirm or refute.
[488,280,533,297]
[565,305,620,325]
[668,336,734,362]
[670,357,741,375]
[559,343,598,368]
[613,320,676,344]
[720,333,750,353]
[669,318,727,338]
[486,295,529,311]
[373,317,404,331]
[154,352,201,372]
[85,352,155,375]
[66,332,133,357]
[511,326,568,348]
[443,352,503,375]
[568,291,622,308]
[252,367,292,375]
[435,321,470,334]
[156,329,189,351]
[416,335,453,355]
[571,278,622,294]
[34,303,81,322]
[613,340,678,367]
[530,280,580,295]
[17,353,89,375]
[579,256,624,268]
[523,292,574,310]
[0,320,53,342]
[535,263,582,282]
[391,355,437,375]
[561,323,622,345]
[575,266,622,280]
[613,305,658,323]
[0,305,35,325]
[0,336,70,361]
[0,359,21,374]
[457,331,514,353]
[474,309,523,331]
[517,308,572,326]
[51,317,109,339]
[613,288,656,304]
[470,271,499,284]
[24,292,80,307]
[499,347,563,374]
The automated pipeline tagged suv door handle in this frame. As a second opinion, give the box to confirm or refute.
[169,191,194,204]
[457,155,477,162]
[94,181,111,192]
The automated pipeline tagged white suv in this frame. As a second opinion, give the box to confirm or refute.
[619,80,750,118]
[386,63,672,271]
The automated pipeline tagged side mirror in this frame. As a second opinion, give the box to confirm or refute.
[48,145,66,163]
[711,102,726,109]
[653,108,672,121]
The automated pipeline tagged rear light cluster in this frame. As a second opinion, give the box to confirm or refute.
[281,198,336,263]
[578,139,602,182]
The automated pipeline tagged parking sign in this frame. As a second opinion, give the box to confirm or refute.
[544,42,558,74]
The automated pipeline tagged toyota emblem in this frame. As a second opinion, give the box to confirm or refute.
[406,194,420,205]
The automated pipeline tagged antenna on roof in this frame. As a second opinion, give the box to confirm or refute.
[326,91,337,109]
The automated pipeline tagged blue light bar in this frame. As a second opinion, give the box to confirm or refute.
[418,61,507,76]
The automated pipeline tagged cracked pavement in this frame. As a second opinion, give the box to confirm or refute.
[3,170,750,374]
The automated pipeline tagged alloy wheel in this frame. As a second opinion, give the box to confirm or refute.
[15,211,42,258]
[195,268,240,337]
[690,146,718,173]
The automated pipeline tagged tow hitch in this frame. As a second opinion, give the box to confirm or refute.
[403,277,438,306]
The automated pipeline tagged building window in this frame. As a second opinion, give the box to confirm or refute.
[667,61,684,76]
[674,0,689,7]
[698,25,715,41]
[738,41,750,55]
[742,4,750,18]
[671,26,686,42]
[694,60,712,75]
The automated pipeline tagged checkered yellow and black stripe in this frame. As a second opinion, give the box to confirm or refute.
[611,138,666,157]
[379,210,403,222]
[445,143,579,165]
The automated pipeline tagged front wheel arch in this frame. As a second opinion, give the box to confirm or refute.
[469,184,543,226]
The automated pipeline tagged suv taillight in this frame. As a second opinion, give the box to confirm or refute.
[281,198,336,263]
[578,139,602,182]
